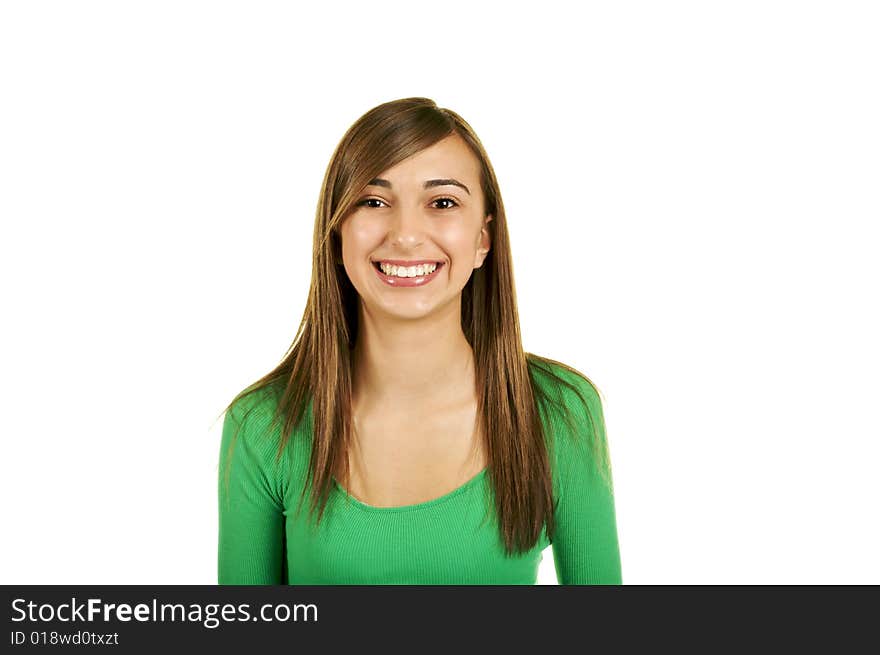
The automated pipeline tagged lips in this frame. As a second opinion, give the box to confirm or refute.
[372,260,444,286]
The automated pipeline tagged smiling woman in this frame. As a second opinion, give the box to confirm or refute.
[217,97,622,585]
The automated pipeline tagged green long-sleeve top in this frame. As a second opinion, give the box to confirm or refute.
[218,361,622,584]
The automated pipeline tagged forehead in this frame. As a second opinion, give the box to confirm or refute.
[376,133,480,183]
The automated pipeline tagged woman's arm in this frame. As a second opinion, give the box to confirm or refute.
[551,377,623,584]
[218,396,286,584]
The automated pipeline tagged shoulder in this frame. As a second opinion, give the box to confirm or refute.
[219,381,292,513]
[527,353,604,424]
[526,354,611,487]
[225,382,284,434]
[220,381,290,469]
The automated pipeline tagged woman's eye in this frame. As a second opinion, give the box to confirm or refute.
[356,198,386,208]
[433,197,459,210]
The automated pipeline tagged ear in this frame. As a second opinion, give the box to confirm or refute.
[474,214,493,269]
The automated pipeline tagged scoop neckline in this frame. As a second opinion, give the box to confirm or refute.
[331,466,489,513]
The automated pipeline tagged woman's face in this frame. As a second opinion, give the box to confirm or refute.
[338,133,492,320]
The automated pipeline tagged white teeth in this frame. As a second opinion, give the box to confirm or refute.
[378,262,438,278]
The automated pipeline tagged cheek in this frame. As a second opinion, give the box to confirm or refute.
[444,234,479,262]
[340,222,376,258]
[437,221,483,249]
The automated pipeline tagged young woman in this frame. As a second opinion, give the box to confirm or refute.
[218,97,622,584]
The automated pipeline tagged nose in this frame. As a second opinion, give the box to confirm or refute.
[387,207,427,248]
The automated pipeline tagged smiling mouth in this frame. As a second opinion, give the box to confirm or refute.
[371,261,444,272]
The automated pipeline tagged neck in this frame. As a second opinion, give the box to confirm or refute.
[351,300,475,411]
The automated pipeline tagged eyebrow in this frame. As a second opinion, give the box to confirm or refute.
[367,178,470,195]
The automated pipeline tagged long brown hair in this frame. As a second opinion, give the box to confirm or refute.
[219,97,612,555]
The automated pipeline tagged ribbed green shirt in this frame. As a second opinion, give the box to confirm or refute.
[218,362,622,584]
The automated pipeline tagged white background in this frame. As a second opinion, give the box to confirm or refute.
[1,1,877,585]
